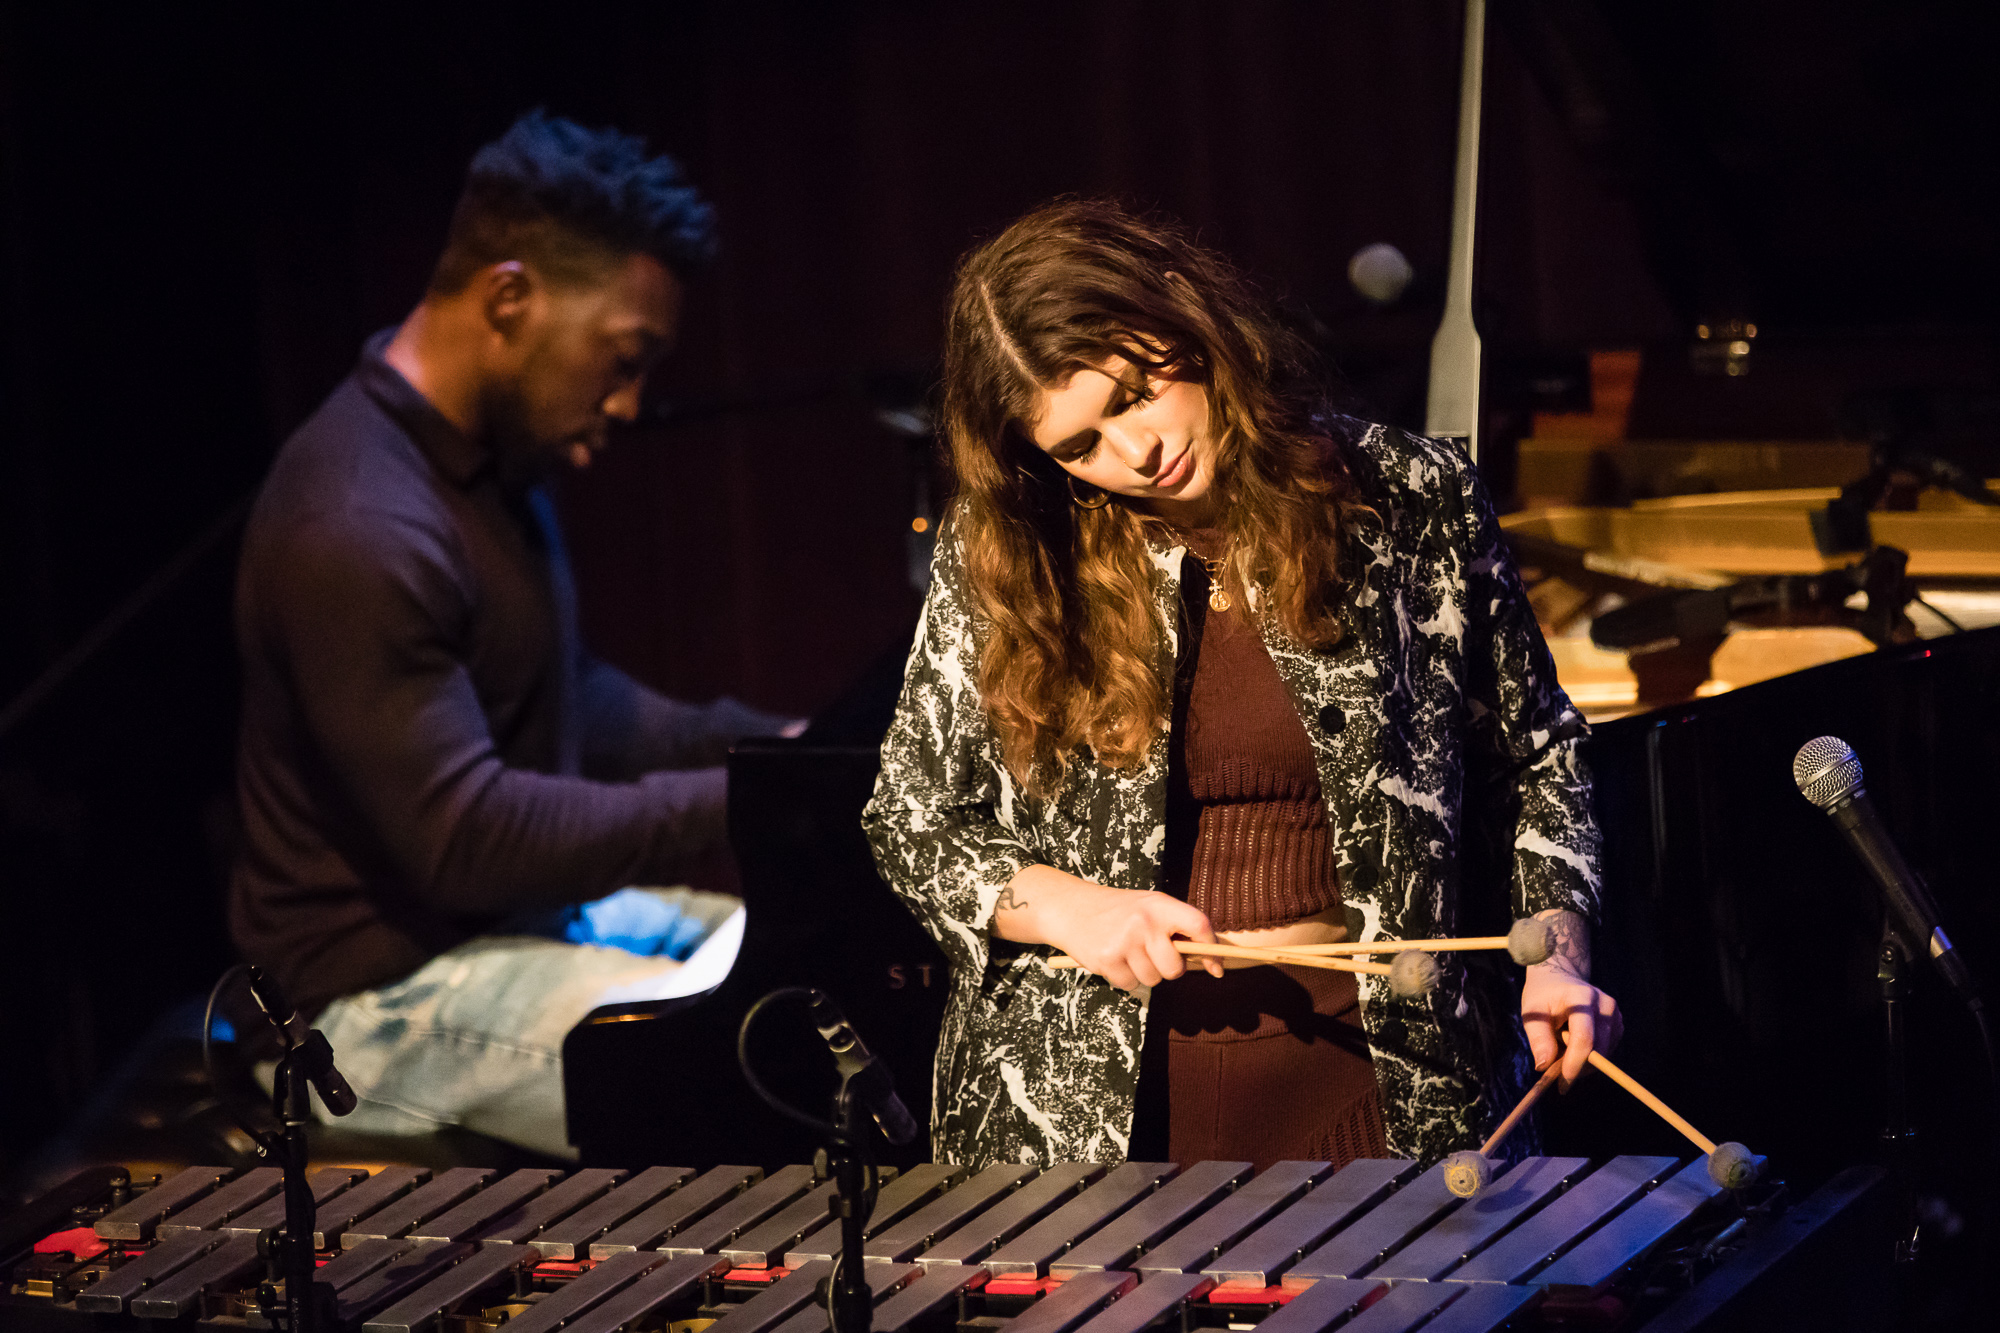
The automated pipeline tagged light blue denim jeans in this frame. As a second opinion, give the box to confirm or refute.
[306,887,743,1158]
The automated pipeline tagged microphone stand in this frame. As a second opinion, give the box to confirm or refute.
[264,1045,335,1333]
[737,988,905,1333]
[824,1084,874,1333]
[204,964,349,1333]
[1875,927,1919,1265]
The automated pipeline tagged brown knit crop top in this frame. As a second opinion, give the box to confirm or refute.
[1164,531,1341,931]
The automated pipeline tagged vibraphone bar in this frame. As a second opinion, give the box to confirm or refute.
[2,1152,1881,1332]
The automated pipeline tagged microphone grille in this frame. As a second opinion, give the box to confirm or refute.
[1793,735,1863,808]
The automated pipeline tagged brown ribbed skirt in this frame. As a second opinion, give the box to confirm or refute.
[1133,962,1386,1171]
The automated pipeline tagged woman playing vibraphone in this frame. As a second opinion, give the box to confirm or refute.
[862,200,1620,1171]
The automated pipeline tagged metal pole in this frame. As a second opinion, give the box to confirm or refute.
[1426,0,1487,464]
[830,1091,872,1333]
[1877,936,1919,1265]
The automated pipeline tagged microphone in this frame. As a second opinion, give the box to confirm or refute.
[1792,737,1979,1005]
[245,967,359,1117]
[808,990,919,1145]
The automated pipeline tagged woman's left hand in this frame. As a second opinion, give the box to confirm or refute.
[1519,909,1623,1091]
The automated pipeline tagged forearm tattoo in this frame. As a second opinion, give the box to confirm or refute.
[1532,908,1591,980]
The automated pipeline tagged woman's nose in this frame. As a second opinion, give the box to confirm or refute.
[1103,422,1160,470]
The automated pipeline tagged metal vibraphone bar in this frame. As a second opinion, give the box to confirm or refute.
[2,1152,1888,1332]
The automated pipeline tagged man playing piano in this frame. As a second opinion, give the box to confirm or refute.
[231,111,792,1158]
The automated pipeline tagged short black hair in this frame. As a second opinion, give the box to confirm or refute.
[429,110,717,294]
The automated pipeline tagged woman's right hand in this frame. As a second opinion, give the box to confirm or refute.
[992,864,1222,989]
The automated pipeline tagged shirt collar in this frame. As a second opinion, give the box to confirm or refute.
[354,327,494,488]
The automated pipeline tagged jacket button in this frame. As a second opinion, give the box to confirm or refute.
[1318,704,1346,736]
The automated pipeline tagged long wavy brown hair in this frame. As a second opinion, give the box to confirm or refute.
[942,199,1360,798]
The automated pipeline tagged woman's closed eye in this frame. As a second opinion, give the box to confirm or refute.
[1115,381,1160,414]
[1060,384,1158,463]
[1064,433,1101,463]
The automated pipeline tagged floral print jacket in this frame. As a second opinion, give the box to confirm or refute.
[861,420,1600,1169]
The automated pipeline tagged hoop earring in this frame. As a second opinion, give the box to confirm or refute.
[1068,475,1112,510]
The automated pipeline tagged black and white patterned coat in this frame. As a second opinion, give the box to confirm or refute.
[861,421,1600,1169]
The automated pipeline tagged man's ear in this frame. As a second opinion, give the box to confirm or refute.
[480,260,536,338]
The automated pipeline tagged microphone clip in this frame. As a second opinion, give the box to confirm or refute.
[809,990,920,1147]
[243,966,359,1118]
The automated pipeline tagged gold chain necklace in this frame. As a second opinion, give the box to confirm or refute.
[1187,545,1232,612]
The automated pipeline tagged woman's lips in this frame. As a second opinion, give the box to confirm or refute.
[1152,449,1192,488]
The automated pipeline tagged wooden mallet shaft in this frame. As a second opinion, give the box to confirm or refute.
[1585,1049,1719,1156]
[1279,919,1556,969]
[1047,940,1393,976]
[1479,1061,1562,1157]
[1280,936,1511,956]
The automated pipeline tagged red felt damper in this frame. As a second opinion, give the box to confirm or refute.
[34,1227,107,1260]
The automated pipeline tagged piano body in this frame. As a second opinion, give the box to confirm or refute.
[565,732,949,1172]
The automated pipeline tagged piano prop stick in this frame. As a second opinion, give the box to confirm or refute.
[1585,1048,1766,1190]
[1048,942,1441,998]
[1444,1062,1564,1198]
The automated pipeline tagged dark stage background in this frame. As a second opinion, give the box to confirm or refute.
[3,0,1997,1198]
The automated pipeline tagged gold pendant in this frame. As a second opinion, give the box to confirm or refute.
[1209,587,1231,613]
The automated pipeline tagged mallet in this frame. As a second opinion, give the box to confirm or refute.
[1585,1048,1765,1190]
[1281,917,1558,967]
[1444,1060,1563,1198]
[1048,940,1441,998]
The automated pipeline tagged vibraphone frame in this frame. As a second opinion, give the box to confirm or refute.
[2,1153,1894,1332]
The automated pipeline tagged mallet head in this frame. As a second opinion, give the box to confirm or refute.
[1507,917,1557,966]
[1707,1141,1765,1190]
[1389,949,1440,999]
[1443,1150,1492,1198]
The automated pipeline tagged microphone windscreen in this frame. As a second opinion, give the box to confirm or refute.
[318,1067,359,1118]
[876,1094,920,1146]
[1793,735,1863,808]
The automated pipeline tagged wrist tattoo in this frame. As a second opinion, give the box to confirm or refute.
[1533,909,1591,980]
[996,883,1029,913]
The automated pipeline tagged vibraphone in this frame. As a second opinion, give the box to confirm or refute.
[3,1153,1886,1332]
